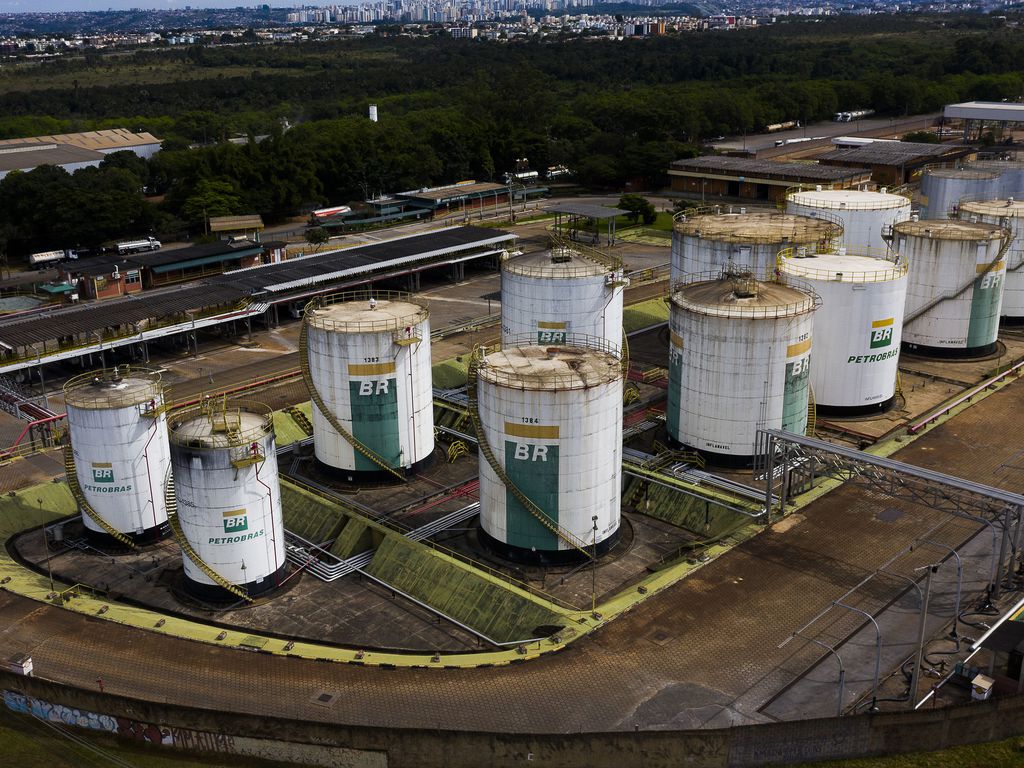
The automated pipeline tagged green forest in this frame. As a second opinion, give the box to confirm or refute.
[0,14,1022,260]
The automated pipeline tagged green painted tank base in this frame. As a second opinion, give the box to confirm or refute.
[82,521,170,550]
[314,451,436,485]
[815,396,895,418]
[182,562,290,604]
[478,526,619,566]
[902,341,998,359]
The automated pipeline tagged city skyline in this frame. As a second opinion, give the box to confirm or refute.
[0,1,344,12]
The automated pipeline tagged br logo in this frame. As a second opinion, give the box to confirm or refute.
[223,511,248,533]
[91,465,114,483]
[512,443,549,462]
[357,380,389,396]
[537,331,567,344]
[870,319,894,349]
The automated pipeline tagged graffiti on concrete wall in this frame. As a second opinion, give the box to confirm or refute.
[3,690,235,751]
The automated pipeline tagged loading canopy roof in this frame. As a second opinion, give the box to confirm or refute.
[545,202,628,220]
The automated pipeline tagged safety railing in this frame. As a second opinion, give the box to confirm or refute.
[669,267,822,319]
[302,290,430,334]
[63,365,163,410]
[775,247,908,283]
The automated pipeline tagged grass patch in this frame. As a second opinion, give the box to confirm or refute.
[432,356,470,389]
[623,296,669,335]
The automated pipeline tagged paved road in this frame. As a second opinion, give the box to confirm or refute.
[1,375,1021,733]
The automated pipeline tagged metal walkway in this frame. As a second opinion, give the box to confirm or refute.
[284,502,481,582]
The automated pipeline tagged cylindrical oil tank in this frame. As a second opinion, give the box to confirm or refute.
[168,401,285,600]
[64,366,170,545]
[500,246,625,346]
[786,188,911,254]
[971,160,1024,200]
[667,270,819,464]
[476,339,623,564]
[958,199,1024,322]
[670,209,840,283]
[304,292,434,481]
[779,249,908,414]
[919,168,1000,220]
[893,219,1008,356]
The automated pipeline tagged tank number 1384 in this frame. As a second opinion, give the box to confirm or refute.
[521,417,539,424]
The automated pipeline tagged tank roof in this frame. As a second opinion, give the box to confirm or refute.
[168,402,273,449]
[925,168,999,180]
[780,251,907,283]
[788,188,910,210]
[64,366,162,409]
[478,344,621,391]
[502,247,613,279]
[307,294,429,333]
[672,211,839,243]
[894,218,1005,241]
[671,277,817,319]
[959,198,1024,218]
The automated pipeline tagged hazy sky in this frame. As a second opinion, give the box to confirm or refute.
[0,1,326,11]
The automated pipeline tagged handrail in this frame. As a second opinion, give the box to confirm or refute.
[669,267,822,319]
[776,247,908,284]
[903,225,1012,325]
[548,232,622,272]
[787,186,913,211]
[62,443,136,548]
[163,466,252,602]
[303,289,429,334]
[298,297,406,481]
[467,347,594,559]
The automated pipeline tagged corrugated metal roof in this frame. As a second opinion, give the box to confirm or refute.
[0,143,104,172]
[209,215,264,231]
[670,155,869,181]
[544,202,628,219]
[0,128,162,152]
[817,142,967,165]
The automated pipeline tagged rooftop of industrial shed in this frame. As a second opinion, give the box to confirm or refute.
[209,215,264,232]
[0,128,162,152]
[126,239,264,269]
[544,202,628,219]
[398,181,507,204]
[669,155,870,182]
[816,141,969,165]
[0,143,105,172]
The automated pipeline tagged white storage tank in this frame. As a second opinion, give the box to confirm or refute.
[667,269,818,464]
[919,168,1000,220]
[304,292,434,481]
[957,199,1024,322]
[893,219,1008,357]
[671,209,840,283]
[476,339,623,564]
[168,400,286,601]
[786,188,911,254]
[64,366,171,545]
[779,249,908,414]
[970,160,1024,200]
[501,246,625,346]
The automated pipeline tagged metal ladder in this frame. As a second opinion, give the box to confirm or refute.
[163,469,252,602]
[904,228,1013,325]
[298,313,405,482]
[62,443,137,549]
[805,385,817,438]
[466,352,594,559]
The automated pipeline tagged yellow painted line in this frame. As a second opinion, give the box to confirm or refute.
[978,261,1005,273]
[536,321,567,330]
[670,331,684,349]
[786,338,811,357]
[504,422,560,439]
[871,317,894,328]
[347,362,396,376]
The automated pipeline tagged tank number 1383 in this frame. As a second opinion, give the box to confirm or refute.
[363,357,379,363]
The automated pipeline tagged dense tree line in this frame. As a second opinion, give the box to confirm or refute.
[0,15,1023,261]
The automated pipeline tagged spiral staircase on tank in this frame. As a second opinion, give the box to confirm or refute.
[465,348,594,560]
[62,443,137,549]
[297,298,406,482]
[162,468,252,603]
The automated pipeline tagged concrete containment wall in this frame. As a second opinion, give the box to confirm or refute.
[5,672,1024,768]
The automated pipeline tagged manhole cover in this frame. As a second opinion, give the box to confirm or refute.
[877,507,904,523]
[311,692,337,707]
